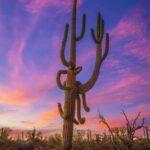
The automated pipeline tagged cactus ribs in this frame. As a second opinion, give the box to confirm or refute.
[56,0,109,149]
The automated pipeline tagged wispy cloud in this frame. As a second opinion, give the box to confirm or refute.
[0,14,5,46]
[0,11,58,107]
[88,72,149,107]
[20,0,84,14]
[20,108,59,128]
[111,3,150,63]
[7,13,38,79]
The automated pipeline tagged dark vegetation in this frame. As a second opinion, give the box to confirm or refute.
[0,111,149,150]
[0,0,149,149]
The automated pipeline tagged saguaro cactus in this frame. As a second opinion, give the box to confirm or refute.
[56,0,109,149]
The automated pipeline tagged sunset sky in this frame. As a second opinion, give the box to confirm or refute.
[0,0,149,133]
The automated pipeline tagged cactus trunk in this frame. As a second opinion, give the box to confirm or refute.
[63,120,73,150]
[56,0,109,149]
[63,73,76,149]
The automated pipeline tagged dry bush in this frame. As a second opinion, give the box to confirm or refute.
[98,109,149,150]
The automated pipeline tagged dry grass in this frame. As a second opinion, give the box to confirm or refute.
[0,128,149,150]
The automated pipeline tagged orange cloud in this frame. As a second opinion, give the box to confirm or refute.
[0,85,28,105]
[21,108,59,128]
[40,108,59,123]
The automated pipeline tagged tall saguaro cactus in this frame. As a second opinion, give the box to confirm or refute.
[56,0,109,149]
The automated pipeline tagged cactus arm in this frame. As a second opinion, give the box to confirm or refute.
[76,94,85,124]
[81,93,90,112]
[73,118,79,125]
[70,0,77,67]
[97,13,104,41]
[58,103,65,119]
[76,14,86,41]
[78,48,101,93]
[76,80,90,112]
[101,33,109,62]
[97,13,101,37]
[91,13,104,44]
[56,70,72,90]
[79,33,109,93]
[58,103,78,125]
[75,66,82,75]
[61,24,70,67]
[91,29,99,44]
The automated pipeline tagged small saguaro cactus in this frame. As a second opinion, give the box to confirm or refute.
[56,0,109,149]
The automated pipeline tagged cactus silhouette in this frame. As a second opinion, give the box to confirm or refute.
[56,0,109,149]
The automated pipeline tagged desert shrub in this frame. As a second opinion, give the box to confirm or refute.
[26,128,43,142]
[0,127,149,150]
[47,134,62,149]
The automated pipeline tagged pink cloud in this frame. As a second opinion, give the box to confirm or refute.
[0,8,65,108]
[111,4,150,63]
[0,84,42,106]
[0,68,57,106]
[0,12,59,106]
[0,56,58,106]
[76,108,147,132]
[105,57,120,68]
[108,75,142,91]
[111,17,142,41]
[88,73,149,107]
[111,5,147,42]
[21,120,37,125]
[20,108,59,128]
[108,104,150,128]
[116,68,131,75]
[20,0,84,13]
[0,15,2,30]
[0,14,5,46]
[78,49,119,69]
[7,14,39,79]
[94,104,149,135]
[78,50,95,65]
[125,37,150,63]
[98,113,146,136]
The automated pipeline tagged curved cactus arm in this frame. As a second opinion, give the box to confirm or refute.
[56,70,72,90]
[79,33,109,93]
[97,13,104,42]
[58,103,65,119]
[76,14,86,41]
[91,13,104,44]
[97,13,101,37]
[78,49,102,93]
[75,66,82,75]
[73,119,79,125]
[101,33,109,62]
[81,93,90,112]
[58,103,78,125]
[76,94,85,124]
[60,24,70,67]
[91,29,99,44]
